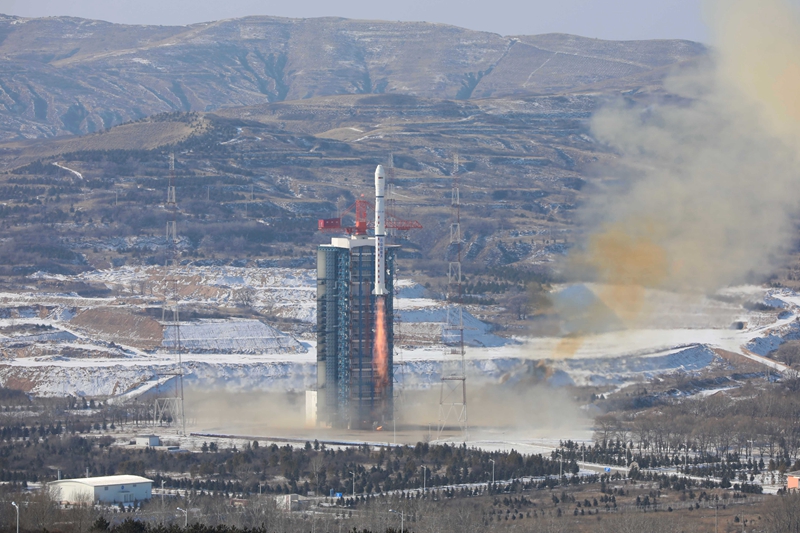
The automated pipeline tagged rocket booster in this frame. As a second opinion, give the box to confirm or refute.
[373,165,387,296]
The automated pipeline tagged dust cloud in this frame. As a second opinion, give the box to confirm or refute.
[183,381,585,444]
[555,0,800,355]
[185,388,308,435]
[399,382,586,439]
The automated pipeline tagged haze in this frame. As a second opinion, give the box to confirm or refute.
[2,0,710,42]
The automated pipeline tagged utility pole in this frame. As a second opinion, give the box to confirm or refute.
[490,459,495,484]
[422,466,427,493]
[177,507,188,528]
[11,502,18,533]
[350,470,355,496]
[389,509,404,533]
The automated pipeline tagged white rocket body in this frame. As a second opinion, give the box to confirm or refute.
[373,165,388,296]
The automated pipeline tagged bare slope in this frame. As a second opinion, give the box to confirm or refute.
[0,14,704,140]
[70,307,163,350]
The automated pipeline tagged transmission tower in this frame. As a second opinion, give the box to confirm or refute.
[154,153,186,436]
[438,153,468,442]
[385,153,408,443]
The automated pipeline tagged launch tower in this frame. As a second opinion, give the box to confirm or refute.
[316,166,396,429]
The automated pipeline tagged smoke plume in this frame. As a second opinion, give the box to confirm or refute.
[559,0,800,352]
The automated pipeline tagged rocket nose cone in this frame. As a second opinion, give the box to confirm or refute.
[375,165,385,178]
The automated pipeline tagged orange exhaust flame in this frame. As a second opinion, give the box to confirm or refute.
[374,297,389,393]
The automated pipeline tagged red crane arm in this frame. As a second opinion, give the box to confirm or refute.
[318,198,422,234]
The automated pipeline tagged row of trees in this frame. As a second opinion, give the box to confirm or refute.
[594,380,800,462]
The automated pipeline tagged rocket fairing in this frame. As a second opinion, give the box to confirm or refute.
[373,165,388,296]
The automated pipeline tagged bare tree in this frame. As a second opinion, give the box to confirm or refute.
[21,486,59,532]
[233,286,256,308]
[763,491,800,533]
[63,492,98,533]
[593,414,619,445]
[776,341,800,367]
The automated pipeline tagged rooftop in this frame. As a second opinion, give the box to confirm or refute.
[48,475,153,487]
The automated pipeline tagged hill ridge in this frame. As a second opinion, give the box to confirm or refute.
[0,14,705,140]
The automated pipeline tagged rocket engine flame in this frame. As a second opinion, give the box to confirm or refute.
[374,297,389,392]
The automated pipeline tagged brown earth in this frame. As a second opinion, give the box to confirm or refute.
[70,307,163,351]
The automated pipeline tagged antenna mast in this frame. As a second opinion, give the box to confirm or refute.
[387,153,407,443]
[155,153,186,436]
[438,153,468,442]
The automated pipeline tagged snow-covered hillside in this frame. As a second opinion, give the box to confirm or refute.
[162,319,305,354]
[0,267,797,399]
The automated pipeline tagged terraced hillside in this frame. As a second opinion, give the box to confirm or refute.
[0,93,607,287]
[0,14,705,139]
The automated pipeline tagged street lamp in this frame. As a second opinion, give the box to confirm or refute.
[176,507,188,527]
[11,502,18,533]
[489,459,495,484]
[389,509,404,533]
[349,471,356,496]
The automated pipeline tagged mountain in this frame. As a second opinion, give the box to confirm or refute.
[0,14,705,140]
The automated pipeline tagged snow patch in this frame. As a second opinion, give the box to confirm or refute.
[162,319,306,355]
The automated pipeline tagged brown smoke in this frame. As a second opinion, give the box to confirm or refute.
[556,0,800,356]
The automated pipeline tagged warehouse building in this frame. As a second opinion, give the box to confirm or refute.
[49,475,153,504]
[135,435,161,447]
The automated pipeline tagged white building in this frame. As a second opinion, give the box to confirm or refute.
[135,435,161,447]
[49,475,153,504]
[276,494,300,511]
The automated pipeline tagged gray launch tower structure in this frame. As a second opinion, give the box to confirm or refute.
[316,166,396,430]
[316,237,395,429]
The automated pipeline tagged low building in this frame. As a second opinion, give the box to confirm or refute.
[135,435,161,447]
[276,494,299,511]
[787,471,800,490]
[49,475,153,504]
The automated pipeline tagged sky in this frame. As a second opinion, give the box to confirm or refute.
[0,0,710,42]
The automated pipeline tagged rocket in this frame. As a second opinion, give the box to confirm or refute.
[373,165,388,296]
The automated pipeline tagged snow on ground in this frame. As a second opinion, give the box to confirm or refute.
[162,319,305,354]
[398,306,509,347]
[65,265,318,323]
[2,267,800,399]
